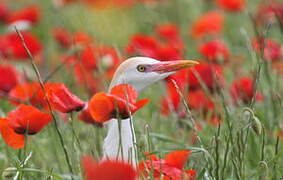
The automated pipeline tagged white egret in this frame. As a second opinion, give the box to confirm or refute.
[103,57,198,165]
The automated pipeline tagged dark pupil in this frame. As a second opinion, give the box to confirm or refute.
[138,66,145,71]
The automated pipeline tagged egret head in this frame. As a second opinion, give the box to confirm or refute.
[109,57,199,92]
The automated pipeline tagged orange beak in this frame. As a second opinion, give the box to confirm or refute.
[151,60,199,74]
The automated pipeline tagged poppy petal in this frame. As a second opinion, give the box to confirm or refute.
[132,98,149,113]
[7,104,52,135]
[165,150,190,169]
[81,156,137,180]
[110,84,138,104]
[0,118,25,149]
[89,92,115,123]
[47,83,85,113]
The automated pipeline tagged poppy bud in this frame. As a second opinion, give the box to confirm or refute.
[252,116,262,135]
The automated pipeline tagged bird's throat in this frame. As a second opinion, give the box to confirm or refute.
[103,118,137,165]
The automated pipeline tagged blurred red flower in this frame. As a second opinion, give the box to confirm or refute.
[186,63,224,91]
[73,63,99,94]
[216,0,245,12]
[6,104,52,135]
[73,31,93,46]
[81,156,137,180]
[0,64,20,93]
[53,27,72,49]
[0,32,42,60]
[78,105,103,127]
[139,150,196,180]
[256,2,283,26]
[230,77,263,104]
[156,23,180,42]
[46,83,85,113]
[0,2,9,22]
[155,44,183,61]
[89,84,148,123]
[187,89,215,112]
[80,46,98,70]
[97,46,121,79]
[6,5,41,25]
[125,34,159,57]
[191,11,224,39]
[84,0,134,9]
[0,117,25,149]
[252,38,281,61]
[9,82,46,107]
[160,80,181,116]
[198,40,229,63]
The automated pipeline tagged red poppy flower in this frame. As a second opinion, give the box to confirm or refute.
[60,55,78,69]
[168,69,190,90]
[256,2,283,26]
[252,38,281,62]
[73,31,93,46]
[230,77,263,104]
[81,156,137,180]
[9,82,47,107]
[89,84,149,123]
[155,44,183,61]
[125,34,159,58]
[46,83,85,113]
[6,5,41,25]
[198,40,229,63]
[0,32,42,60]
[6,104,52,135]
[191,11,224,39]
[84,0,134,9]
[156,23,181,42]
[160,80,181,116]
[97,46,121,79]
[0,64,20,93]
[186,63,224,91]
[216,0,245,12]
[80,46,98,70]
[155,23,185,52]
[139,150,196,180]
[0,117,25,149]
[78,106,103,127]
[187,89,214,112]
[73,63,99,94]
[0,2,9,22]
[53,27,72,49]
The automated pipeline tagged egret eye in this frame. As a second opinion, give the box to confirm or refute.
[137,65,146,72]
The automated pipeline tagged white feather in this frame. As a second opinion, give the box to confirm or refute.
[103,119,136,165]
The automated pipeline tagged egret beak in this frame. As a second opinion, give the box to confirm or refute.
[151,60,199,74]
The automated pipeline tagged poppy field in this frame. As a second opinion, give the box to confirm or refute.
[1,0,283,179]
